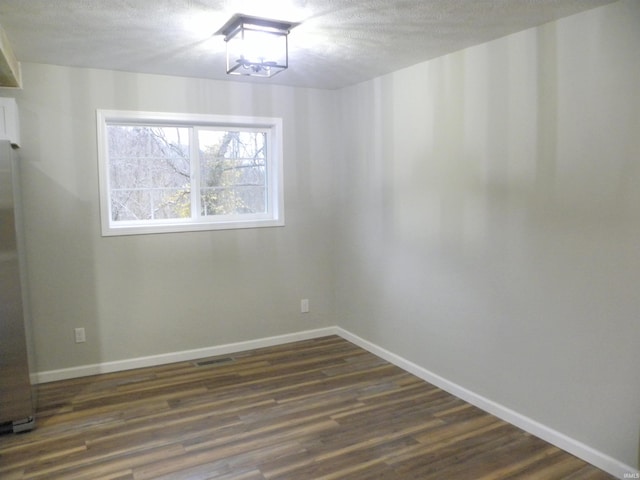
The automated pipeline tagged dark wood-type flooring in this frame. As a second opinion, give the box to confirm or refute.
[0,335,614,479]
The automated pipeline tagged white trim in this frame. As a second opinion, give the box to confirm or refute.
[334,327,638,480]
[33,325,637,479]
[35,327,338,384]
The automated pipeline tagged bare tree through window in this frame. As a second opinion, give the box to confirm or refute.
[199,129,267,216]
[98,110,283,236]
[107,126,267,221]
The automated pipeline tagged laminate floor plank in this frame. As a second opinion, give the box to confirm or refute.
[0,336,615,479]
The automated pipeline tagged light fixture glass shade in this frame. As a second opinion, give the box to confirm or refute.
[218,15,294,78]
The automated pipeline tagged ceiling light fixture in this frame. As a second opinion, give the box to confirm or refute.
[216,14,297,78]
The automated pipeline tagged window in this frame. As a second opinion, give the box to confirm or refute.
[97,110,284,236]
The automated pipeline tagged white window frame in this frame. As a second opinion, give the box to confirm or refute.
[97,110,284,236]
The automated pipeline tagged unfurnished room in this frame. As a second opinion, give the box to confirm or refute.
[0,0,638,478]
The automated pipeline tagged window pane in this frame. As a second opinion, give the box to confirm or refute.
[107,125,191,220]
[200,186,266,216]
[198,129,267,216]
[111,188,190,220]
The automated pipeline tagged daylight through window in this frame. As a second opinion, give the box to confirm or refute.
[97,111,283,236]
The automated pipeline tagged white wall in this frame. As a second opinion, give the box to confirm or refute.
[10,64,337,372]
[335,0,639,471]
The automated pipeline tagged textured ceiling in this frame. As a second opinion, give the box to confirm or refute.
[0,0,617,90]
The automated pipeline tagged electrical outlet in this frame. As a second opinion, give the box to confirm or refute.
[300,299,309,313]
[74,327,86,343]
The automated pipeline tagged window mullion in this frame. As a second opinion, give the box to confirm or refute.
[190,128,201,221]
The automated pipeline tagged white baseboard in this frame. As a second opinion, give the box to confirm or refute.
[34,325,637,479]
[34,326,339,384]
[335,327,638,480]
